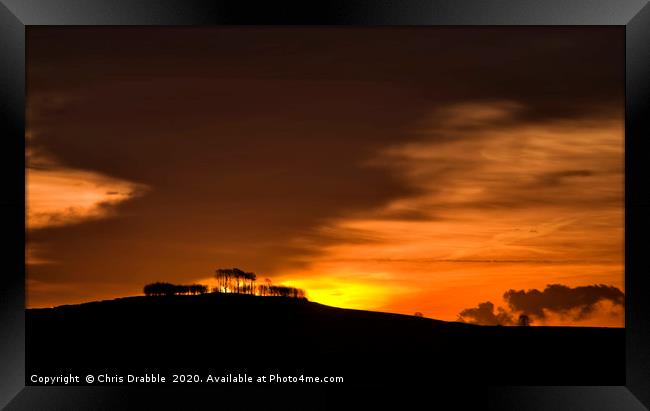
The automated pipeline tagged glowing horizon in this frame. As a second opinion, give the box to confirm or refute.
[25,27,624,327]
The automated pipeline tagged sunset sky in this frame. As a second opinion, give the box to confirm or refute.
[26,27,624,326]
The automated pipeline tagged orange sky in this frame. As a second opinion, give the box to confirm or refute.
[258,107,624,326]
[26,27,624,326]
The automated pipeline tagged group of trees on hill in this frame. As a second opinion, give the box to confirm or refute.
[143,267,306,299]
[143,282,208,296]
[213,268,305,298]
[258,284,305,298]
[214,268,257,294]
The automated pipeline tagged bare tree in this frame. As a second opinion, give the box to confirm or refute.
[215,268,257,295]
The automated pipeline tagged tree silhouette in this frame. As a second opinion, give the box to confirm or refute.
[215,269,233,293]
[188,284,208,295]
[267,285,305,298]
[214,268,257,295]
[144,282,176,296]
[146,269,305,300]
[144,282,208,297]
[258,278,272,296]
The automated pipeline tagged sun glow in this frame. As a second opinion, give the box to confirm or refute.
[279,275,399,311]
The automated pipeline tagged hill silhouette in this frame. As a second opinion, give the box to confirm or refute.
[26,293,623,385]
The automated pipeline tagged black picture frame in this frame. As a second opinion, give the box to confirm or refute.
[1,1,649,409]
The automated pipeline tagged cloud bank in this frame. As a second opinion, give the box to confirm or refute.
[503,283,624,320]
[458,301,515,326]
[458,283,624,326]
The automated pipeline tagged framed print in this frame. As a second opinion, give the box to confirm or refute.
[1,1,649,409]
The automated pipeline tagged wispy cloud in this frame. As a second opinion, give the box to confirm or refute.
[281,101,623,324]
[26,132,147,231]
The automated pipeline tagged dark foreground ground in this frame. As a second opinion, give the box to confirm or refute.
[26,293,624,386]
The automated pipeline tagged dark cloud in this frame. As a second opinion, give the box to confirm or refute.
[503,284,624,320]
[457,301,514,326]
[458,284,624,325]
